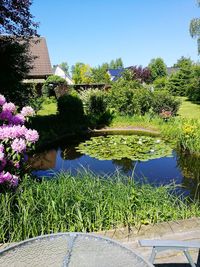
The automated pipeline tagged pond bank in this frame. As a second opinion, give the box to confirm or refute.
[92,126,160,136]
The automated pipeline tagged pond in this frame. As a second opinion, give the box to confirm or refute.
[30,132,200,199]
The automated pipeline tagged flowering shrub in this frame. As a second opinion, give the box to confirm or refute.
[159,109,172,121]
[0,94,39,189]
[178,121,200,154]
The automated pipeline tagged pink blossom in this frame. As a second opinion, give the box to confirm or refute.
[0,152,4,161]
[0,125,27,140]
[0,172,18,187]
[21,106,35,117]
[2,102,16,113]
[0,171,12,184]
[11,138,26,153]
[0,98,38,188]
[25,129,39,142]
[11,114,25,125]
[0,159,6,171]
[14,162,20,168]
[0,110,12,121]
[0,95,6,106]
[11,175,19,187]
[0,144,4,152]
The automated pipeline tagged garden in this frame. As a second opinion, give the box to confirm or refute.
[1,56,200,243]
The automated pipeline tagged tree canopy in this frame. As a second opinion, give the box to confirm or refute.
[148,58,167,82]
[190,0,200,53]
[0,0,38,106]
[0,0,38,37]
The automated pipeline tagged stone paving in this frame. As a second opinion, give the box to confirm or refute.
[97,218,200,266]
[0,218,200,266]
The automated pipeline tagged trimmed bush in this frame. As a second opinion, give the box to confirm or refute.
[79,89,112,127]
[57,94,84,122]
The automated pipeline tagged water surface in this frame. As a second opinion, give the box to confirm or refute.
[30,134,200,199]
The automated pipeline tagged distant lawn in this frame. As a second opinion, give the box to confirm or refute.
[36,96,200,122]
[178,97,200,119]
[37,97,57,116]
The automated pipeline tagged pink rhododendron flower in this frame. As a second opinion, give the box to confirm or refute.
[21,106,35,117]
[11,175,19,187]
[25,129,39,142]
[0,94,38,189]
[0,95,6,106]
[0,171,12,184]
[2,102,16,113]
[14,162,20,169]
[11,114,25,125]
[0,144,4,152]
[0,125,27,140]
[0,152,4,161]
[11,138,26,153]
[0,110,12,121]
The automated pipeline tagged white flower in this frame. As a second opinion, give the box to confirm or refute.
[156,139,161,143]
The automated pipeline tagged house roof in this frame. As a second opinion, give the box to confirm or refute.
[28,37,52,77]
[52,66,73,84]
[107,68,124,81]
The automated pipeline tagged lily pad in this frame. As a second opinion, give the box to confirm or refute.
[76,135,173,161]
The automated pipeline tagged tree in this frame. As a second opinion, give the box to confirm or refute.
[187,64,200,101]
[53,62,69,75]
[72,63,93,84]
[148,58,167,82]
[109,58,124,69]
[0,0,38,37]
[0,37,33,104]
[91,65,111,84]
[166,63,193,96]
[128,65,151,83]
[173,56,193,68]
[0,0,38,106]
[190,0,200,54]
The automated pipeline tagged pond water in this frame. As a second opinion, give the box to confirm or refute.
[30,133,200,199]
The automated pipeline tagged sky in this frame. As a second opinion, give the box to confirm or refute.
[31,0,200,68]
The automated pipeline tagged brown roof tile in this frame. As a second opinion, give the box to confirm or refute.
[28,37,52,77]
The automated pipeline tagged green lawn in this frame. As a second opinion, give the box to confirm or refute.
[37,98,57,116]
[178,97,200,119]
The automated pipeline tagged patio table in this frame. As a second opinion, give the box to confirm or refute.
[0,232,153,267]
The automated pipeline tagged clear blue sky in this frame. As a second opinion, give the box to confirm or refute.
[31,0,200,68]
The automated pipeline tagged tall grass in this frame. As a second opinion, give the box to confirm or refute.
[0,172,199,243]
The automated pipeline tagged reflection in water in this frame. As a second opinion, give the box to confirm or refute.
[29,150,57,170]
[176,150,200,199]
[61,146,82,160]
[30,141,200,199]
[112,158,136,174]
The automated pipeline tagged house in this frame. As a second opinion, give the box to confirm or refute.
[23,37,53,84]
[53,66,74,85]
[107,68,125,81]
